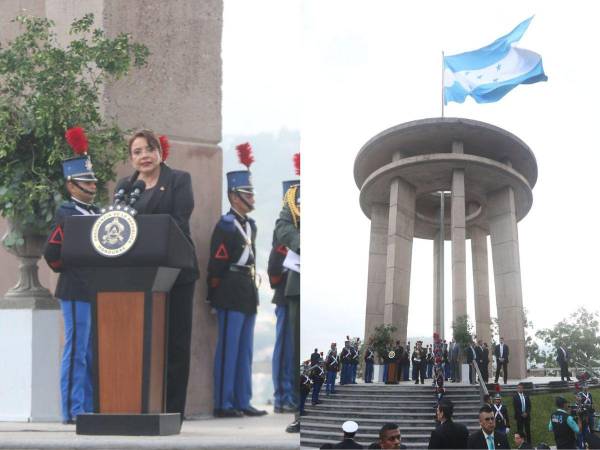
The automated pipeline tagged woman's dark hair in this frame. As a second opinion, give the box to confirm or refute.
[438,399,454,419]
[128,129,161,155]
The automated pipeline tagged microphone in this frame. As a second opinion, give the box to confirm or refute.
[113,179,132,206]
[128,180,146,207]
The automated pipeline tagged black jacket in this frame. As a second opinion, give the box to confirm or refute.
[117,163,199,285]
[207,208,258,314]
[513,392,532,419]
[44,199,100,300]
[332,438,363,449]
[428,419,469,449]
[494,343,510,363]
[267,230,288,305]
[467,430,510,449]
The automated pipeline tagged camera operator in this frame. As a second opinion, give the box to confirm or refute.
[548,396,581,449]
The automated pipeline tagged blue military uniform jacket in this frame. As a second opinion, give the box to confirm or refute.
[43,199,100,300]
[207,209,258,315]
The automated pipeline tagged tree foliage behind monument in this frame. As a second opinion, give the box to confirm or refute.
[536,307,600,367]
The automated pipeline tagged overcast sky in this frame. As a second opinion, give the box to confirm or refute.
[301,1,600,358]
[223,1,600,362]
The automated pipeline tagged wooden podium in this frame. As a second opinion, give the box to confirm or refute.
[61,214,195,436]
[385,362,398,384]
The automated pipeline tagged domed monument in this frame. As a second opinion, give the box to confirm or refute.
[355,117,536,379]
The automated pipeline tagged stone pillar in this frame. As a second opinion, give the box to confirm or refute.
[450,142,467,325]
[384,177,416,344]
[470,224,492,347]
[433,228,442,337]
[488,186,527,380]
[364,203,389,342]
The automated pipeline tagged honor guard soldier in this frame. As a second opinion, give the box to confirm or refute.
[350,340,360,384]
[299,362,312,417]
[310,360,325,405]
[340,339,352,385]
[275,155,301,434]
[364,343,375,383]
[325,343,339,395]
[208,143,266,418]
[43,127,100,424]
[426,346,434,379]
[412,342,426,384]
[493,392,510,435]
[269,178,299,414]
[579,382,594,430]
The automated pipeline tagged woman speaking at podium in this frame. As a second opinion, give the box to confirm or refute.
[117,129,199,419]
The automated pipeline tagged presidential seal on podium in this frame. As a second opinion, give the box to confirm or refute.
[91,206,138,257]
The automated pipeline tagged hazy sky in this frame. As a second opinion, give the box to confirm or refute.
[301,1,600,358]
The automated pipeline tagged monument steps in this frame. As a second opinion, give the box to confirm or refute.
[300,384,481,448]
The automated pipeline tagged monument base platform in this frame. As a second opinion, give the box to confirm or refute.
[76,413,181,436]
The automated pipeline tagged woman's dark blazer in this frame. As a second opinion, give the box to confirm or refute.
[117,163,199,285]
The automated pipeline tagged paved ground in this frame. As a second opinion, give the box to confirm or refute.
[0,407,299,450]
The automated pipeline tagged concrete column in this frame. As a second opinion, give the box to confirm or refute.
[451,167,467,325]
[364,203,389,341]
[487,186,527,380]
[384,178,416,344]
[433,230,442,336]
[470,224,492,347]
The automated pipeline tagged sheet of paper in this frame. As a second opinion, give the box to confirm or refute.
[283,249,300,273]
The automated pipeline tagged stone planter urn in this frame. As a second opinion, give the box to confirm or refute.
[1,226,57,308]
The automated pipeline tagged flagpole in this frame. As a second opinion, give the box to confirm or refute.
[441,51,445,118]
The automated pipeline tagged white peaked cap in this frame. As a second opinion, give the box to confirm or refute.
[342,421,358,433]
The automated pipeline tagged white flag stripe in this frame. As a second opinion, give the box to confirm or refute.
[444,47,542,90]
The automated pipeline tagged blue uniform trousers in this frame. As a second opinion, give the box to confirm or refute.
[402,363,409,381]
[311,382,322,404]
[364,360,374,383]
[214,309,256,411]
[272,305,295,408]
[427,362,433,378]
[342,363,352,384]
[351,363,358,383]
[325,370,337,394]
[60,300,94,422]
[383,362,389,382]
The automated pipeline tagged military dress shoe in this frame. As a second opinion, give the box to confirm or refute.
[286,419,300,433]
[242,405,268,416]
[214,408,243,418]
[274,405,297,414]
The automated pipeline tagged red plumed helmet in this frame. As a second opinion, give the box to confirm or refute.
[236,142,254,169]
[495,384,501,393]
[293,153,300,175]
[65,127,89,155]
[159,135,170,161]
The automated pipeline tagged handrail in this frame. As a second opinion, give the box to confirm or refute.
[472,360,488,403]
[574,361,600,379]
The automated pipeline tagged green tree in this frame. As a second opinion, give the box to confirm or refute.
[536,307,600,367]
[0,14,149,245]
[452,315,473,350]
[368,324,397,363]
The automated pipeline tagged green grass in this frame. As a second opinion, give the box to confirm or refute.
[502,387,599,447]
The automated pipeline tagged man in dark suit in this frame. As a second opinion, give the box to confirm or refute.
[466,342,477,384]
[368,423,407,449]
[311,348,321,366]
[364,344,375,383]
[494,337,509,384]
[332,421,364,449]
[467,405,510,449]
[513,382,532,444]
[481,343,490,382]
[450,340,460,382]
[428,399,469,449]
[514,431,533,449]
[556,343,572,381]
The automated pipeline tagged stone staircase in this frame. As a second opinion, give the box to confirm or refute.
[300,383,482,448]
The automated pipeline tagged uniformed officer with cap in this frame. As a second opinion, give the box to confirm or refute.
[493,393,510,435]
[269,180,298,414]
[208,143,266,418]
[44,127,100,424]
[332,421,363,449]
